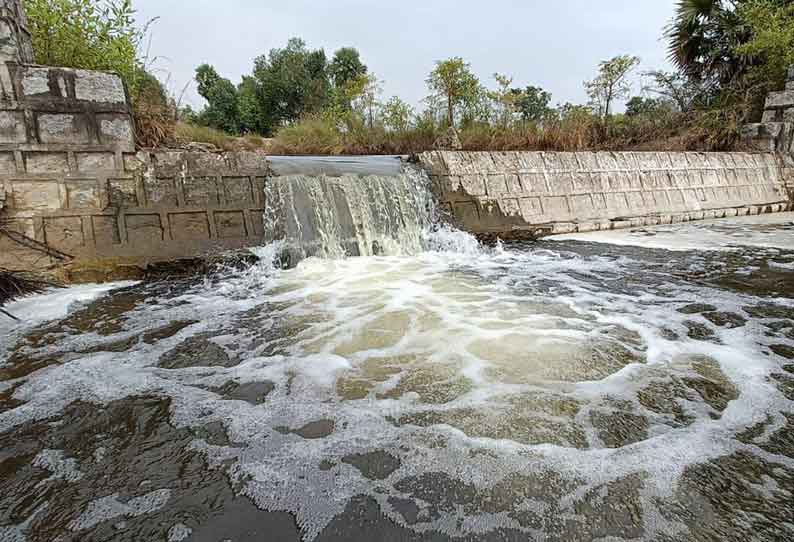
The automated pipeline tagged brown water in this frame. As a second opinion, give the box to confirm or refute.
[0,216,793,542]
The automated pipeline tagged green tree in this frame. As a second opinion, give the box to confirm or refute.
[585,55,641,122]
[489,73,520,127]
[426,57,481,127]
[329,47,368,89]
[515,85,554,123]
[625,96,675,116]
[237,76,264,134]
[252,38,331,135]
[382,96,414,132]
[25,0,144,94]
[195,64,240,134]
[736,0,794,89]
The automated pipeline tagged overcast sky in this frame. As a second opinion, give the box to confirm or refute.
[135,0,678,111]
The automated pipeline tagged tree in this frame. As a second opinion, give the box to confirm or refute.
[426,57,481,127]
[490,73,520,127]
[585,55,641,122]
[736,0,794,90]
[329,47,368,89]
[351,73,382,129]
[515,85,554,123]
[382,96,414,132]
[625,96,675,117]
[237,76,264,134]
[25,0,144,94]
[195,64,240,134]
[252,38,331,135]
[642,69,703,111]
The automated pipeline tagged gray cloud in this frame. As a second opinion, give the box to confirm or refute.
[136,0,677,111]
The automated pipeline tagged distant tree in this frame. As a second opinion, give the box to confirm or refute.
[329,47,368,89]
[490,73,520,127]
[585,55,641,122]
[25,0,144,94]
[237,76,264,134]
[625,96,676,116]
[382,96,414,132]
[642,69,703,111]
[253,38,331,134]
[195,64,240,134]
[426,57,482,127]
[351,73,382,129]
[515,85,554,123]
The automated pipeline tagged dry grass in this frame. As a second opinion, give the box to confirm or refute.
[266,110,744,156]
[174,123,272,152]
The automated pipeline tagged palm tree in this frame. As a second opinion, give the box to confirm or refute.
[665,0,752,86]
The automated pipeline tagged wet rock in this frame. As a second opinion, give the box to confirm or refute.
[387,497,421,525]
[218,381,274,405]
[770,344,794,360]
[318,460,335,471]
[744,303,794,320]
[685,321,720,342]
[678,303,718,315]
[590,411,649,448]
[142,321,197,344]
[191,421,230,446]
[275,420,335,439]
[158,335,235,369]
[342,451,401,480]
[703,311,747,329]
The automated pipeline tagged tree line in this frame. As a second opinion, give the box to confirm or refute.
[20,0,794,152]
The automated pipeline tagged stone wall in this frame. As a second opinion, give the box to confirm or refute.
[1,148,270,278]
[419,150,791,238]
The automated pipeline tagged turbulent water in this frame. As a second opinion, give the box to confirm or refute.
[1,169,793,540]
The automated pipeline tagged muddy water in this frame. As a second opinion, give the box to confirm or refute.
[1,216,793,541]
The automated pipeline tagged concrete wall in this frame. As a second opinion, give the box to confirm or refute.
[419,151,791,238]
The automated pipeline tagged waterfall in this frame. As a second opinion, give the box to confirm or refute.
[263,157,437,263]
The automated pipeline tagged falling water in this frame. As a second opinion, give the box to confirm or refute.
[263,157,439,263]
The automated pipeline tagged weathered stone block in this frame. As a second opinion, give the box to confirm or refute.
[541,196,571,218]
[74,70,126,103]
[222,177,254,204]
[453,201,480,227]
[0,151,16,173]
[107,178,138,207]
[215,211,247,238]
[518,172,547,193]
[169,212,210,241]
[65,180,99,208]
[144,177,177,206]
[0,110,26,143]
[11,180,60,210]
[125,214,163,244]
[44,216,84,252]
[37,113,91,144]
[519,197,543,218]
[183,177,219,206]
[76,152,115,171]
[92,216,120,246]
[485,174,509,195]
[765,90,794,109]
[25,152,69,173]
[19,67,56,97]
[248,210,265,237]
[97,114,133,145]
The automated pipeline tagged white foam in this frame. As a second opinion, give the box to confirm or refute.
[550,212,794,251]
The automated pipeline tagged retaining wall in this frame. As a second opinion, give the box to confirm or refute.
[419,151,792,239]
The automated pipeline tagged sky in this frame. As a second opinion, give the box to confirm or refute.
[135,0,679,111]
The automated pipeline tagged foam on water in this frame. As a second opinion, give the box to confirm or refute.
[1,225,792,539]
[551,212,794,252]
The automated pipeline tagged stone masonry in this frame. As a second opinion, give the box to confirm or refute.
[419,151,791,239]
[743,66,794,198]
[0,0,272,279]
